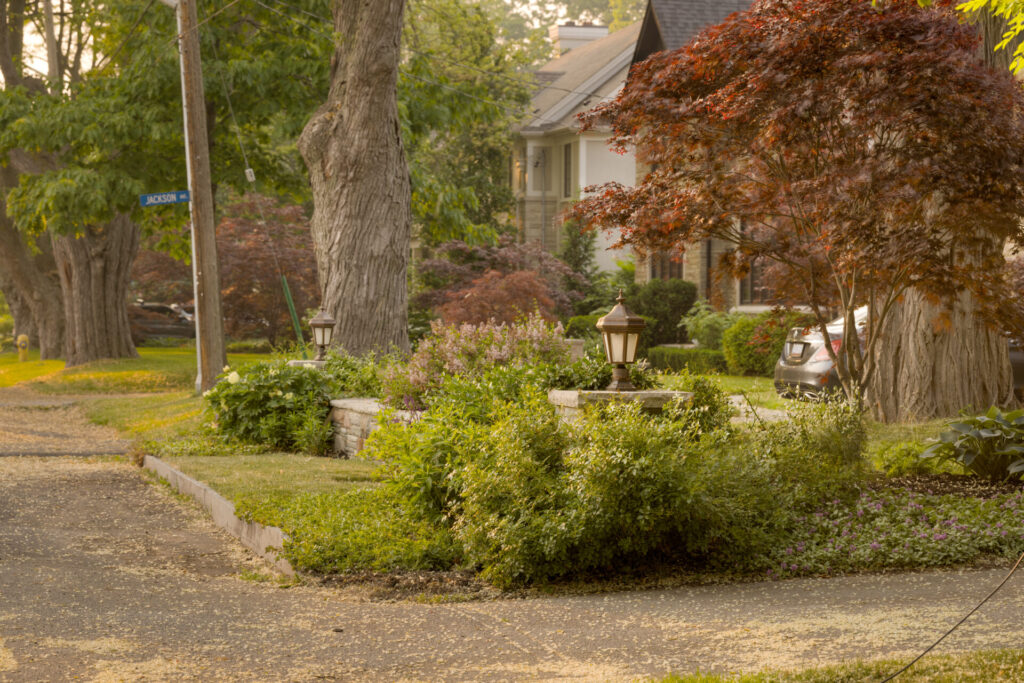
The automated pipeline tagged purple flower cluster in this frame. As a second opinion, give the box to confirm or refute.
[765,489,1024,579]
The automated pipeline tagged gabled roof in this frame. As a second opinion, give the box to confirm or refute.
[634,0,752,64]
[521,22,641,134]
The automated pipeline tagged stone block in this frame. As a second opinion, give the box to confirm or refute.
[547,389,693,420]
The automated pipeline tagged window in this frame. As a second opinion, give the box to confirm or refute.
[563,143,573,197]
[649,251,684,281]
[739,257,772,305]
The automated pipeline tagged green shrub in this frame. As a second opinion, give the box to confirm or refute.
[0,313,12,352]
[565,314,601,340]
[748,399,867,508]
[679,300,739,351]
[538,350,657,392]
[647,346,727,374]
[722,309,816,377]
[722,316,765,375]
[323,351,384,399]
[455,396,703,587]
[629,278,698,346]
[922,407,1024,481]
[664,371,735,436]
[204,360,333,453]
[749,309,815,365]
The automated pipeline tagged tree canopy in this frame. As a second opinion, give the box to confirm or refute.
[570,0,1024,401]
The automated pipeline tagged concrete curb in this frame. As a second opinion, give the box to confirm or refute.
[142,455,295,576]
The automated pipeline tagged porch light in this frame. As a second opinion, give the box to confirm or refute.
[309,308,337,361]
[596,291,646,391]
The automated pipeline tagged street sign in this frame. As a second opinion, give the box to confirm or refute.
[139,191,191,207]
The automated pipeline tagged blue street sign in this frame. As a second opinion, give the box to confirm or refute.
[139,191,190,207]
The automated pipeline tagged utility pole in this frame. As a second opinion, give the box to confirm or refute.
[161,0,226,393]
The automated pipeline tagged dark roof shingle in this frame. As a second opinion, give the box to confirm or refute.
[635,0,753,63]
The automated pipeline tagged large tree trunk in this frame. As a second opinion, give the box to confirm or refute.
[298,0,411,356]
[0,278,38,343]
[867,11,1018,422]
[0,170,65,358]
[868,289,1014,422]
[53,214,139,366]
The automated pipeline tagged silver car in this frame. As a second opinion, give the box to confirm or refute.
[774,308,867,399]
[775,308,1024,400]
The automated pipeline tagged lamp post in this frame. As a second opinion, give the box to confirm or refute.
[596,291,646,391]
[309,308,337,361]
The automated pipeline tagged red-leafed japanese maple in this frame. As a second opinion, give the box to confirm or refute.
[131,195,318,346]
[570,0,1024,414]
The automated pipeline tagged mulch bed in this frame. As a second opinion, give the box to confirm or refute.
[871,473,1024,498]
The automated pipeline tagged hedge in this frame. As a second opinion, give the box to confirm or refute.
[647,346,728,374]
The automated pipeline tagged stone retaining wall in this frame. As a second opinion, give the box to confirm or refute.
[330,398,413,457]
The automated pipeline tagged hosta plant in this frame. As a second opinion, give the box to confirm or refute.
[922,407,1024,481]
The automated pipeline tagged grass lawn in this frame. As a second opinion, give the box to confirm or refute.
[25,347,269,394]
[80,388,379,537]
[661,648,1024,682]
[659,372,789,411]
[0,350,65,387]
[165,454,377,501]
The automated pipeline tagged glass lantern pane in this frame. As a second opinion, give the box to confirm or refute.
[609,332,625,364]
[625,333,639,363]
[312,327,325,346]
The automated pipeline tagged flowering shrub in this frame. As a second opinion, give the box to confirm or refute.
[205,360,334,454]
[381,313,570,409]
[767,489,1024,578]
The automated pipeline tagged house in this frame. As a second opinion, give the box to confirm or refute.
[511,22,641,273]
[512,1,765,311]
[630,0,763,311]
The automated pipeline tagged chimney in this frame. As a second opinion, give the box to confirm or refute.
[549,21,609,53]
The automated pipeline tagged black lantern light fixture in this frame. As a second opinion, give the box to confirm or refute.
[309,308,337,362]
[595,291,646,391]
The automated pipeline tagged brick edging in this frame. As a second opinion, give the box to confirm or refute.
[142,455,295,576]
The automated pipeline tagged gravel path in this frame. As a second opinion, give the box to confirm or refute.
[0,387,130,457]
[2,392,1024,681]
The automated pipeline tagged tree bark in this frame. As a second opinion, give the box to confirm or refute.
[867,289,1014,422]
[0,169,65,358]
[52,214,139,366]
[298,0,411,356]
[0,274,37,343]
[866,11,1018,422]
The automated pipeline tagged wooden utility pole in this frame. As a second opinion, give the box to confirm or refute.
[162,0,226,392]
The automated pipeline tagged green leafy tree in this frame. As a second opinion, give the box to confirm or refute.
[401,0,533,246]
[0,0,332,364]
